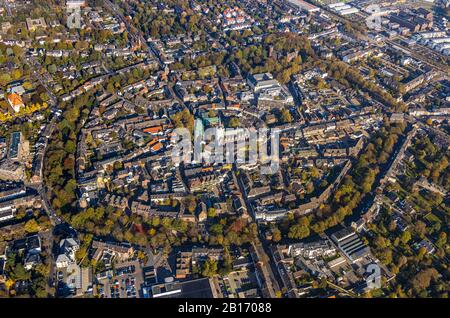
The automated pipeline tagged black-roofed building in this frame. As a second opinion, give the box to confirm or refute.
[331,228,370,263]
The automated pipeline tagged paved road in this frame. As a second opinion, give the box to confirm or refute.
[232,167,254,220]
[327,280,358,297]
[250,242,281,297]
[21,52,62,227]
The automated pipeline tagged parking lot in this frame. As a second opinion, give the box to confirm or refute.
[96,260,144,298]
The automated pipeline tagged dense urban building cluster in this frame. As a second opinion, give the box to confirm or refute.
[0,0,448,300]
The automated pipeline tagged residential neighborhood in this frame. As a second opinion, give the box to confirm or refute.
[0,0,448,302]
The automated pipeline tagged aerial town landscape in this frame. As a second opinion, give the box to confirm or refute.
[0,0,448,301]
